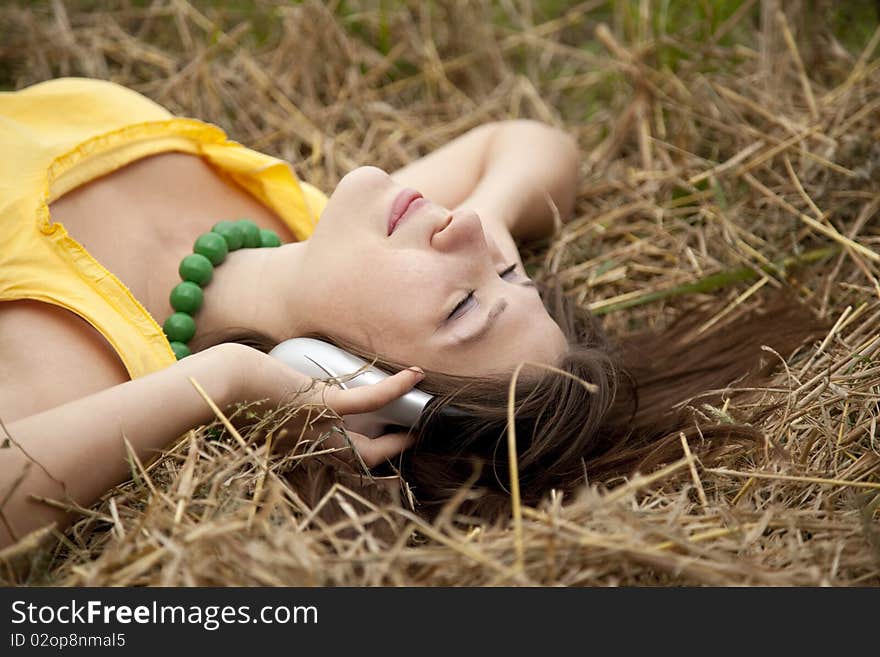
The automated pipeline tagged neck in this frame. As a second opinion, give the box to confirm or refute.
[193,241,314,347]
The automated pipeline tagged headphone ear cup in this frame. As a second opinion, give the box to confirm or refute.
[268,336,436,429]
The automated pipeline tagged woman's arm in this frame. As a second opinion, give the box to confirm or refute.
[390,119,580,248]
[0,343,246,547]
[0,339,424,549]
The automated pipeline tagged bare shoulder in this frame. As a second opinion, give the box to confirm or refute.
[0,301,130,423]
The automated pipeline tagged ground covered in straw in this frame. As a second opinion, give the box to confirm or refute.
[1,0,879,586]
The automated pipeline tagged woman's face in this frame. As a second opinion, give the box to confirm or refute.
[297,166,568,376]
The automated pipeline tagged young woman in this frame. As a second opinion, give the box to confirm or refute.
[0,77,578,545]
[0,78,822,548]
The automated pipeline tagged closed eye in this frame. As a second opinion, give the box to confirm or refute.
[446,263,521,321]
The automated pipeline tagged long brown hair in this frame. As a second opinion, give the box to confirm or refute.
[190,279,828,517]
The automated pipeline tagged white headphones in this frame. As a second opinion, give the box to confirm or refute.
[268,337,462,436]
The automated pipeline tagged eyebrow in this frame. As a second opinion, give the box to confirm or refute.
[452,297,508,346]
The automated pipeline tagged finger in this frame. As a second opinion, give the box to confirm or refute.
[347,431,416,468]
[329,367,425,416]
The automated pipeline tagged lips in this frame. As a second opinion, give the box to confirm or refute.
[387,188,424,236]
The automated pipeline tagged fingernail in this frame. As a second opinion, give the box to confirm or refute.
[408,366,425,377]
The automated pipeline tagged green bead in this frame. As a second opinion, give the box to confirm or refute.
[237,219,261,248]
[212,220,244,250]
[193,232,228,265]
[170,281,204,314]
[179,253,214,286]
[163,312,196,343]
[170,341,191,360]
[259,228,281,248]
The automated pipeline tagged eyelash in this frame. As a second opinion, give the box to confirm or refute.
[446,263,518,321]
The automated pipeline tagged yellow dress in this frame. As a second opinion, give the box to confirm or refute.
[0,77,328,379]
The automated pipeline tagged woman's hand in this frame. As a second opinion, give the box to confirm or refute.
[232,344,425,467]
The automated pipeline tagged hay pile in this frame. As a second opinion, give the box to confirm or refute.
[1,0,878,586]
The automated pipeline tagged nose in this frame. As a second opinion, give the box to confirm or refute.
[430,208,488,254]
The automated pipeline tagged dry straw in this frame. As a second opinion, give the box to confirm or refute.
[0,0,878,586]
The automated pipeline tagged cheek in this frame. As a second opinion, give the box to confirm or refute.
[350,258,435,316]
[317,249,430,303]
[347,261,440,345]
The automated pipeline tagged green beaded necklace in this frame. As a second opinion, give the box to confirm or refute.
[163,218,281,360]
